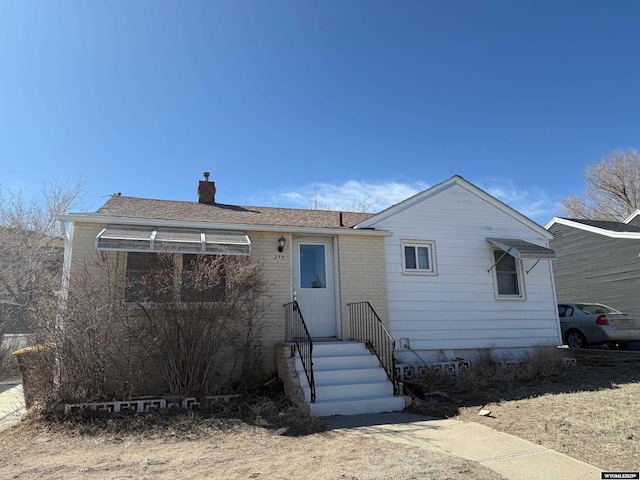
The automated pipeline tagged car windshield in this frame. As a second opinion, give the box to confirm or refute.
[576,303,620,315]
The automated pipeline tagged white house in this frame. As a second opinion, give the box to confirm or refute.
[356,175,561,367]
[58,174,561,416]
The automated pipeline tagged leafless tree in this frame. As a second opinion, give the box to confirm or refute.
[346,192,375,213]
[0,179,83,378]
[310,192,375,213]
[309,193,328,210]
[562,149,640,221]
[0,179,83,309]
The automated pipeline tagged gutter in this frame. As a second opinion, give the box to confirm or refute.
[58,214,392,237]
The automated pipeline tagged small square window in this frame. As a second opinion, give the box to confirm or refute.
[402,241,436,275]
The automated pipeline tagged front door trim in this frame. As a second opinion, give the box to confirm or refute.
[292,236,340,338]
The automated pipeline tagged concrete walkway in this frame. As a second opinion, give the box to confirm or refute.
[324,412,602,480]
[0,377,26,430]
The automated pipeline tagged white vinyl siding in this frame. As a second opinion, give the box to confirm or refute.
[367,182,560,359]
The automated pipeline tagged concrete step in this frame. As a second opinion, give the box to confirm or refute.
[297,353,380,371]
[309,395,406,417]
[311,341,370,357]
[291,340,404,417]
[301,380,394,403]
[310,367,389,384]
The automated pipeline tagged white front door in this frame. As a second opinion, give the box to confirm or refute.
[293,237,337,338]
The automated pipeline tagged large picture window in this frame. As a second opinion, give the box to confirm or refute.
[493,250,525,299]
[401,241,436,275]
[125,252,226,303]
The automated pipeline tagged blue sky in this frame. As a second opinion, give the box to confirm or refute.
[1,1,639,226]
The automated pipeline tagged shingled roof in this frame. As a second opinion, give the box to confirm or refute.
[96,195,374,229]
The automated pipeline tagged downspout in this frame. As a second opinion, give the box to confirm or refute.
[59,220,72,301]
[55,219,74,391]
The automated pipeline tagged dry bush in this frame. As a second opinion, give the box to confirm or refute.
[28,255,154,405]
[413,346,572,393]
[517,345,570,378]
[137,253,269,397]
[408,347,575,418]
[25,251,269,407]
[461,346,571,386]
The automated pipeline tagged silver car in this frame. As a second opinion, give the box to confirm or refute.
[558,302,640,349]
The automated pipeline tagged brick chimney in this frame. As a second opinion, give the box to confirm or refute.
[198,171,216,205]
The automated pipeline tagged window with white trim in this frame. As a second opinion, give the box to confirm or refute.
[492,249,525,299]
[401,241,436,275]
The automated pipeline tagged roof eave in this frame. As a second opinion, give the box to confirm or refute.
[545,217,640,239]
[59,213,392,237]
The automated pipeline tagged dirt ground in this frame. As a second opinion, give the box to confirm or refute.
[0,418,503,480]
[411,349,640,472]
[5,348,639,478]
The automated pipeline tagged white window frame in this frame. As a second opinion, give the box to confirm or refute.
[401,240,437,275]
[491,248,526,300]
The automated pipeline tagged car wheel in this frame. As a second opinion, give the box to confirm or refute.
[565,330,588,349]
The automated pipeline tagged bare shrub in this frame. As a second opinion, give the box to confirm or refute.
[29,253,154,405]
[517,346,570,378]
[25,249,268,407]
[137,253,269,397]
[460,347,571,387]
[414,347,572,393]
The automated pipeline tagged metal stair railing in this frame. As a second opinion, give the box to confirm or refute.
[284,301,315,402]
[348,301,400,396]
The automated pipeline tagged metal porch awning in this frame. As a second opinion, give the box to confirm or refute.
[96,225,251,256]
[487,238,556,274]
